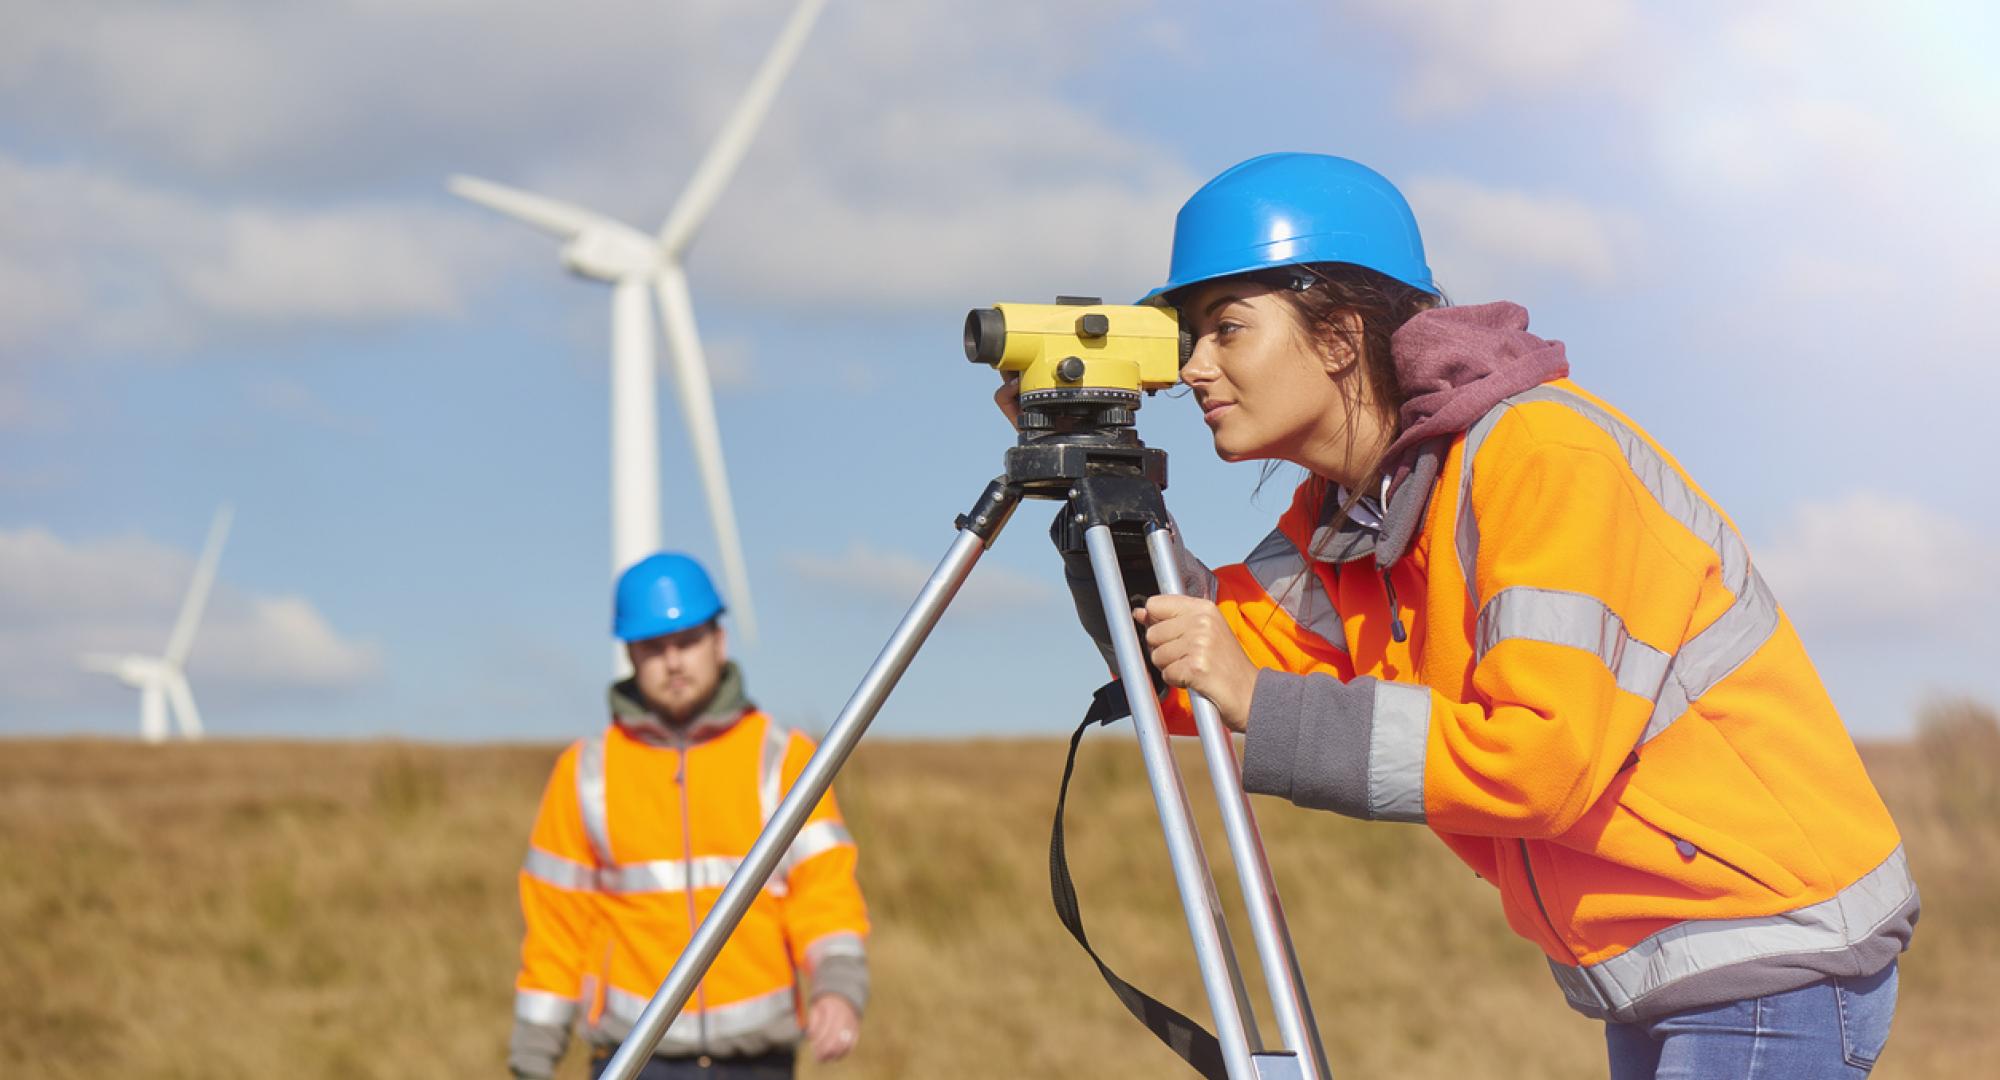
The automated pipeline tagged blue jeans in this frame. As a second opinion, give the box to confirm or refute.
[1605,962,1898,1079]
[588,1047,794,1079]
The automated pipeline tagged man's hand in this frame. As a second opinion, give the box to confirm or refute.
[1135,594,1258,732]
[805,994,861,1063]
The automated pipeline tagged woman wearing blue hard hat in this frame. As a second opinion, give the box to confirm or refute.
[1012,153,1917,1078]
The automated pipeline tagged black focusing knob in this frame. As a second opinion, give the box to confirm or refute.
[1056,356,1087,382]
[1077,313,1110,338]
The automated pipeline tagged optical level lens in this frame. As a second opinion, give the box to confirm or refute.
[964,308,1007,365]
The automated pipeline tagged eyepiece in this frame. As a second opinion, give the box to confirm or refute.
[964,307,1007,365]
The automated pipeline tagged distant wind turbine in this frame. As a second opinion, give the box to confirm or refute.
[79,505,232,743]
[449,0,828,647]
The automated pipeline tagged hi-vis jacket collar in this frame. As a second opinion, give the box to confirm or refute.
[608,661,753,746]
[1313,301,1571,572]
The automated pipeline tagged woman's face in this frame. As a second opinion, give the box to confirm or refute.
[1176,279,1353,469]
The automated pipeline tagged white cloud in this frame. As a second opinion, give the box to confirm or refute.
[243,377,370,434]
[0,380,64,433]
[1404,177,1638,301]
[1347,0,1645,115]
[788,541,1058,615]
[0,0,1194,352]
[1755,492,2000,634]
[0,155,508,356]
[0,524,382,707]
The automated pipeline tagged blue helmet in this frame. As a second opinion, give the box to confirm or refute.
[614,553,725,642]
[1142,152,1435,303]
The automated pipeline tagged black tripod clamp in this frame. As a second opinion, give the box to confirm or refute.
[1049,471,1175,622]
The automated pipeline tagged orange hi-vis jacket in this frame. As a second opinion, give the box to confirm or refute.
[512,670,868,1066]
[1168,378,1918,1023]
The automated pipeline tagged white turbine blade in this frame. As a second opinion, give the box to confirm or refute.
[164,668,204,741]
[139,682,169,743]
[77,652,130,676]
[166,505,232,666]
[652,265,757,642]
[657,0,826,255]
[448,175,622,241]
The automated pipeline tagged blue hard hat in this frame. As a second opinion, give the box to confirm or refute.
[1142,152,1436,303]
[614,553,725,642]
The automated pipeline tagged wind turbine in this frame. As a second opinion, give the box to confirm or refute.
[78,505,232,743]
[449,0,828,647]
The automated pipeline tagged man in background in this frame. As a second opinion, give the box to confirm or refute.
[509,553,869,1079]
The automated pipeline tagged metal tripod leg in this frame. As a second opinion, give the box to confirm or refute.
[1082,524,1265,1080]
[594,480,1020,1080]
[1146,527,1333,1080]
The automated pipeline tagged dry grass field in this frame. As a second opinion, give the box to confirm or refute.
[3,703,1995,1079]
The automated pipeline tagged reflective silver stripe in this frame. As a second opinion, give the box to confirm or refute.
[1549,846,1917,1018]
[522,846,597,891]
[1453,402,1513,601]
[1453,386,1780,748]
[514,988,577,1025]
[575,735,612,864]
[789,819,855,863]
[1367,680,1430,823]
[1243,527,1346,651]
[759,718,793,824]
[778,819,854,879]
[804,930,867,967]
[603,984,798,1043]
[1477,586,1672,702]
[1638,570,1779,744]
[599,855,746,894]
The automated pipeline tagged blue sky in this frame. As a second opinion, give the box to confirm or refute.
[4,0,1997,741]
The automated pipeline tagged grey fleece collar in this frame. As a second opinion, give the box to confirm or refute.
[1307,437,1445,571]
[608,661,753,745]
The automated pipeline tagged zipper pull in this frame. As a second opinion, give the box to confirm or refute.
[1381,568,1408,643]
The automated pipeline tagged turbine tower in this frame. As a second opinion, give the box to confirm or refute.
[450,0,828,647]
[79,505,232,742]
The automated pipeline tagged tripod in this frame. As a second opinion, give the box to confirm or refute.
[597,392,1332,1080]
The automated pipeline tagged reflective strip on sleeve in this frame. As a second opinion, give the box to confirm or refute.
[1243,527,1347,651]
[602,984,799,1051]
[599,855,748,894]
[758,718,793,824]
[575,735,613,864]
[1367,681,1430,823]
[1454,386,1781,749]
[522,846,597,891]
[1476,586,1672,702]
[515,988,578,1026]
[1549,846,1917,1020]
[804,930,867,967]
[778,819,855,879]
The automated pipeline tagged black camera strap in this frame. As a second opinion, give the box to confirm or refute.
[1050,680,1228,1080]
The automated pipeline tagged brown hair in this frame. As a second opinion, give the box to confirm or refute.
[1249,262,1443,545]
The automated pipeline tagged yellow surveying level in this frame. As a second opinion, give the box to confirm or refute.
[964,297,1187,396]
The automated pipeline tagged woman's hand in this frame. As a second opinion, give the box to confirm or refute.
[1135,594,1258,732]
[994,371,1022,428]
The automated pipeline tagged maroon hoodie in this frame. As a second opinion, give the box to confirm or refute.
[1365,301,1570,568]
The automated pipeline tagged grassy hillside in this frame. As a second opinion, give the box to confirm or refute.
[2,709,1994,1079]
